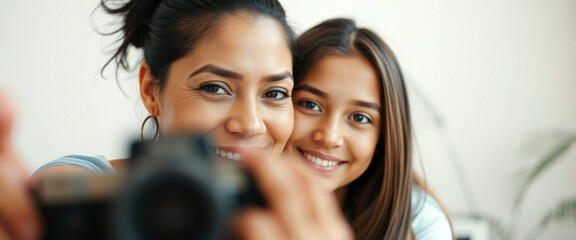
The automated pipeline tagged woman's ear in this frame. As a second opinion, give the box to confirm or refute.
[139,62,158,116]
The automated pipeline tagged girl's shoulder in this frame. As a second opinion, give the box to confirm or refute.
[33,155,117,175]
[411,186,453,240]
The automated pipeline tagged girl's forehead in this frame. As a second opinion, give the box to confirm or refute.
[297,55,381,109]
[304,55,379,89]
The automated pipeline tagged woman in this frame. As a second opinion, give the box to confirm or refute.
[0,1,352,239]
[285,18,454,239]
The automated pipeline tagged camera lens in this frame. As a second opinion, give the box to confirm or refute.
[127,173,215,240]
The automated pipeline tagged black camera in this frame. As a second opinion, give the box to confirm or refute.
[32,136,264,240]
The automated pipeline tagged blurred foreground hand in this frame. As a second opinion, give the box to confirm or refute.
[0,94,40,240]
[232,153,354,240]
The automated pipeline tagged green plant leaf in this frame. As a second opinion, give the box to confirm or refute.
[460,213,509,240]
[513,134,576,210]
[526,198,576,240]
[508,133,576,238]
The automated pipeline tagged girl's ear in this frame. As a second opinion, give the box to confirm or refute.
[139,62,159,116]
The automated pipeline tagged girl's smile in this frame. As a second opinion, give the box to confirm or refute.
[298,148,348,172]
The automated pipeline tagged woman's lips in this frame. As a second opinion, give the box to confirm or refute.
[298,149,347,172]
[215,148,241,161]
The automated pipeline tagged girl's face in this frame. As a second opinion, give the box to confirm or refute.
[140,15,294,160]
[285,54,381,193]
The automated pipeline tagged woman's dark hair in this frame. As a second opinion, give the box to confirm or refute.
[100,0,295,91]
[295,18,454,240]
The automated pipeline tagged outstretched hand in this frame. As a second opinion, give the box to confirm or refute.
[0,94,40,240]
[232,152,353,240]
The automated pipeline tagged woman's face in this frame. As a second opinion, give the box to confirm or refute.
[140,15,294,160]
[285,54,381,193]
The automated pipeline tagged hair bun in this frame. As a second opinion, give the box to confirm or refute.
[100,0,163,74]
[102,0,163,48]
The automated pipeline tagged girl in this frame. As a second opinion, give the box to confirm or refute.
[0,1,351,239]
[286,18,454,239]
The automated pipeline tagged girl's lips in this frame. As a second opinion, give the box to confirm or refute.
[298,148,348,172]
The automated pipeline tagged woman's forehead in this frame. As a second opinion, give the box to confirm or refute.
[170,15,293,80]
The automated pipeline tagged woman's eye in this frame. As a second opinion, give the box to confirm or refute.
[198,83,229,95]
[350,113,372,124]
[298,100,320,111]
[263,89,289,100]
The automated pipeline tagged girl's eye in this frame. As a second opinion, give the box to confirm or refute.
[198,82,229,95]
[263,89,290,100]
[350,113,372,124]
[298,100,320,111]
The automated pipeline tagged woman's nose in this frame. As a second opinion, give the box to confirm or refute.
[225,97,266,138]
[312,115,343,148]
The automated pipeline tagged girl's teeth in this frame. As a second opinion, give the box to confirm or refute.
[305,153,339,167]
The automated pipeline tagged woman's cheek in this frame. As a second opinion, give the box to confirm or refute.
[159,102,174,135]
[165,102,229,135]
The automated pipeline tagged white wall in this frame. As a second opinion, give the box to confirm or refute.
[1,0,575,239]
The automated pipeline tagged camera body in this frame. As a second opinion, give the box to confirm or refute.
[33,136,263,240]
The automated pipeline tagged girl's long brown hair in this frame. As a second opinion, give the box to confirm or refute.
[294,18,452,240]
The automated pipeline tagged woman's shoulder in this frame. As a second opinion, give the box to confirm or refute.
[33,155,117,176]
[411,186,453,240]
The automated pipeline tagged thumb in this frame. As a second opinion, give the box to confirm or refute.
[0,93,16,151]
[0,93,27,179]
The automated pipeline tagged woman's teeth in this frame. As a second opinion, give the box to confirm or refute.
[215,148,241,161]
[305,153,339,167]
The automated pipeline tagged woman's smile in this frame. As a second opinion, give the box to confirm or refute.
[213,146,269,161]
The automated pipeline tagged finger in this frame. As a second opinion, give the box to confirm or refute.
[231,207,286,240]
[0,225,14,240]
[281,160,353,240]
[0,94,26,178]
[247,156,353,239]
[0,160,40,240]
[241,153,320,239]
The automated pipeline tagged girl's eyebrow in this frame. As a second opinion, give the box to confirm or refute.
[350,100,381,112]
[293,84,328,98]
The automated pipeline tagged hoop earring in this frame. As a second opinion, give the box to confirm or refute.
[141,115,159,141]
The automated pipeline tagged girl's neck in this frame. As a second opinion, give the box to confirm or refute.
[334,185,349,208]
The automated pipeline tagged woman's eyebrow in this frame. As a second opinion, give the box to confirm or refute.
[264,71,293,82]
[189,64,243,80]
[350,100,381,112]
[293,84,328,98]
